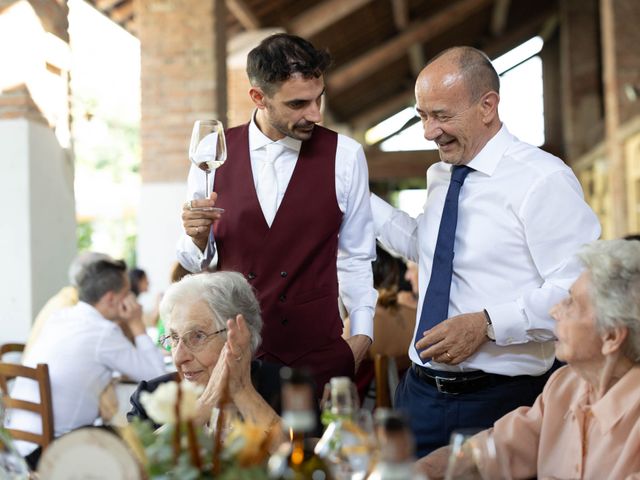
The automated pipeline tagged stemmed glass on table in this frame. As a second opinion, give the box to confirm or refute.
[444,429,511,480]
[189,120,227,211]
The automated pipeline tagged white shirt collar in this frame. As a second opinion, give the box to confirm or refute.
[248,110,302,154]
[465,123,512,176]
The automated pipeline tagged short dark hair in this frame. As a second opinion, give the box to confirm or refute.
[246,33,331,96]
[429,46,500,100]
[77,259,127,305]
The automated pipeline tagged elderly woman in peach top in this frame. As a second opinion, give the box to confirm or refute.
[418,239,640,480]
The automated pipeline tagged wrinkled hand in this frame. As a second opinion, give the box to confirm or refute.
[415,446,450,480]
[346,334,372,373]
[182,191,223,252]
[415,311,487,364]
[194,344,230,426]
[224,314,253,398]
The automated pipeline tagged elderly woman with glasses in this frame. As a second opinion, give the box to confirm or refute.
[418,239,640,479]
[127,271,282,431]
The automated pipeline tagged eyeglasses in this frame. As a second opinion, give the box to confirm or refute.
[158,328,227,352]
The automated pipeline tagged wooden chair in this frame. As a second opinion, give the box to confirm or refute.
[0,362,55,450]
[0,342,25,360]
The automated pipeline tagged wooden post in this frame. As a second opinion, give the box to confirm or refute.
[601,0,627,237]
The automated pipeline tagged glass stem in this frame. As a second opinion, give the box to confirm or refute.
[205,171,210,199]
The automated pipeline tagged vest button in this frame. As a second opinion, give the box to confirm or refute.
[247,272,256,280]
[279,294,286,302]
[281,318,288,325]
[280,271,287,278]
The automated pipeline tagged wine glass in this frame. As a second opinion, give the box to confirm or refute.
[189,120,227,208]
[445,429,511,480]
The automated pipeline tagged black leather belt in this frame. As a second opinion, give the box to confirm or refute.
[412,364,515,395]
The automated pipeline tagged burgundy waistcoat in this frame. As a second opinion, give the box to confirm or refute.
[213,123,343,364]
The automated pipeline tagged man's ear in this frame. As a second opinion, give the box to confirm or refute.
[249,87,267,110]
[601,326,628,355]
[480,91,499,124]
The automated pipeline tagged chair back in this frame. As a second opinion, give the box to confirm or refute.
[0,343,25,361]
[0,362,55,449]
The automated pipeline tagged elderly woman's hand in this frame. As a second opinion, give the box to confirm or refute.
[193,344,231,426]
[225,314,253,396]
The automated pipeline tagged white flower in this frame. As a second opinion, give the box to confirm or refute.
[140,381,203,425]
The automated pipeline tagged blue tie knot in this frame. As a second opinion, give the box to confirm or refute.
[451,165,472,184]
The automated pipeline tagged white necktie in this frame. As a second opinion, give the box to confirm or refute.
[257,143,282,226]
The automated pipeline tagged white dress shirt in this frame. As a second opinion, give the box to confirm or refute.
[6,302,166,455]
[177,115,377,338]
[371,125,601,375]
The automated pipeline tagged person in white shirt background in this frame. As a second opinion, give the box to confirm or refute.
[177,33,377,395]
[6,257,165,469]
[371,46,601,456]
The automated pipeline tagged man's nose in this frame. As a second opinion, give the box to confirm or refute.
[305,101,322,123]
[423,118,442,141]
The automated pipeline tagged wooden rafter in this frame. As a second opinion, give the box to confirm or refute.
[490,0,510,36]
[391,0,426,75]
[226,0,261,30]
[95,0,123,11]
[288,0,374,38]
[110,1,133,24]
[366,149,440,181]
[327,0,494,95]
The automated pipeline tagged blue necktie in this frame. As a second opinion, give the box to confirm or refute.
[415,165,472,363]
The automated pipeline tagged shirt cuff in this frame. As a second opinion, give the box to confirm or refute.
[485,301,528,346]
[348,307,374,341]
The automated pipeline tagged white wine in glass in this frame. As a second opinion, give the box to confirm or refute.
[189,120,227,207]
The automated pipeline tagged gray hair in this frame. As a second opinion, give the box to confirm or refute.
[77,258,127,305]
[68,251,111,286]
[159,271,263,353]
[578,239,640,362]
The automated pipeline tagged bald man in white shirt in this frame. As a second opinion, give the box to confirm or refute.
[371,46,601,456]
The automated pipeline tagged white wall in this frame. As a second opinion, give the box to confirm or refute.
[136,182,187,308]
[0,119,76,344]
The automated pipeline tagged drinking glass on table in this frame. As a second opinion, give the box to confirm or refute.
[445,429,511,480]
[189,120,227,211]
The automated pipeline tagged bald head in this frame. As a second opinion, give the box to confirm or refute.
[424,46,499,103]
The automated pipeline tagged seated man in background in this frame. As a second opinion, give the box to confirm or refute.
[24,251,109,356]
[6,257,166,468]
[417,239,640,480]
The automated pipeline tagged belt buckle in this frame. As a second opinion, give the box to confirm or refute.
[435,376,459,395]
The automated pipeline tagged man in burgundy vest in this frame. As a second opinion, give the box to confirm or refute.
[177,34,377,394]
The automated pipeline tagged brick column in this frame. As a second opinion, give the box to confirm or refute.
[136,0,227,294]
[0,0,76,344]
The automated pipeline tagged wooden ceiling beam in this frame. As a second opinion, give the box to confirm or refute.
[391,0,426,75]
[288,0,374,38]
[327,0,494,94]
[366,149,440,181]
[226,0,261,30]
[95,0,123,11]
[350,89,415,130]
[490,0,510,36]
[110,1,133,24]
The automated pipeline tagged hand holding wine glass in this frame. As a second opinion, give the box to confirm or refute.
[188,119,227,211]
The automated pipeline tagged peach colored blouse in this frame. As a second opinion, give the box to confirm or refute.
[477,365,640,480]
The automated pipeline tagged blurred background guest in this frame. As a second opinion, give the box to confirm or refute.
[6,257,165,469]
[24,251,109,356]
[417,239,640,480]
[127,271,283,436]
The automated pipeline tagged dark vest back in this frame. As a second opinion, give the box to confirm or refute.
[213,123,343,364]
